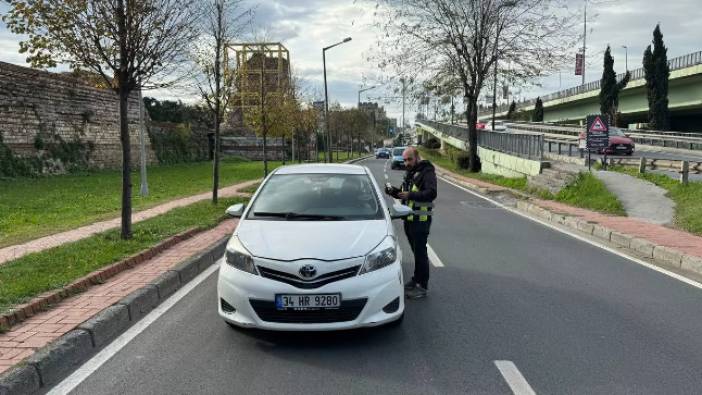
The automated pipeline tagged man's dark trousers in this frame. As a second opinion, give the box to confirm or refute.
[403,219,431,289]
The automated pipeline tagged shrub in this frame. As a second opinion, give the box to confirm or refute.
[424,137,441,149]
[456,151,471,169]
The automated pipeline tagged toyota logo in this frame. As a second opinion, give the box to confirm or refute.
[299,264,317,278]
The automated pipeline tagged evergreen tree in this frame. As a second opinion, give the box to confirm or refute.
[532,97,544,122]
[507,100,517,120]
[643,24,670,130]
[599,46,630,125]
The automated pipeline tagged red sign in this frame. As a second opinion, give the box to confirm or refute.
[575,53,584,76]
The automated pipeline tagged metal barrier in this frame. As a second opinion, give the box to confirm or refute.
[478,131,543,160]
[418,120,543,160]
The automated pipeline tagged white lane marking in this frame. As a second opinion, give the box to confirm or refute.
[494,361,537,395]
[427,244,445,267]
[48,264,221,395]
[438,176,702,291]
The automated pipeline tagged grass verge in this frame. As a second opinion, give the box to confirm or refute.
[0,158,278,247]
[554,172,626,215]
[612,166,702,235]
[0,197,245,314]
[419,147,625,215]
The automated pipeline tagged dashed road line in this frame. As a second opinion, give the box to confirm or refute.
[427,244,445,267]
[494,360,537,395]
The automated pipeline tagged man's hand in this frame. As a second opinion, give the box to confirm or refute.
[398,191,410,199]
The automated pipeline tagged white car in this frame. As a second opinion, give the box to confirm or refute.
[217,164,409,331]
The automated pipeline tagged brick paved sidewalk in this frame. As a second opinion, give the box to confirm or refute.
[0,179,258,265]
[0,219,236,375]
[531,199,702,259]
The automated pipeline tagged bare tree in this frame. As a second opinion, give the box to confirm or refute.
[4,0,199,238]
[192,0,252,204]
[372,0,579,171]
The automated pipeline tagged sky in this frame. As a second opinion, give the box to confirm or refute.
[1,0,700,123]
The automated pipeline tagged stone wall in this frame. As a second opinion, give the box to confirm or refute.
[0,61,155,169]
[220,136,285,160]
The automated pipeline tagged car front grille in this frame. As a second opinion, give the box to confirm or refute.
[258,265,361,289]
[249,298,367,323]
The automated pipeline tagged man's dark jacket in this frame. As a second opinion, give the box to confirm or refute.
[391,160,437,207]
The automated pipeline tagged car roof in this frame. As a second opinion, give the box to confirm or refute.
[274,163,368,175]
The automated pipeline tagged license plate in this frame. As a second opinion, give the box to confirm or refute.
[275,294,341,310]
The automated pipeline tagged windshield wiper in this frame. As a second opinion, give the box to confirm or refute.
[252,211,345,221]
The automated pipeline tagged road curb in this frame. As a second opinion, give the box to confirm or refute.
[0,227,201,331]
[515,199,702,277]
[0,235,230,395]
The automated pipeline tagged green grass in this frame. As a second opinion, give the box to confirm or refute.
[612,166,702,235]
[418,147,529,191]
[240,182,261,194]
[0,197,246,314]
[554,172,626,215]
[0,158,280,247]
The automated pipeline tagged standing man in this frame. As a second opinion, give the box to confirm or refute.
[385,147,437,299]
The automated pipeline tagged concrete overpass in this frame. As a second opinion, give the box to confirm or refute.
[479,51,702,131]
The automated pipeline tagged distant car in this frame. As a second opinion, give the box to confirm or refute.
[376,148,390,159]
[476,122,487,130]
[486,121,507,132]
[578,127,635,156]
[390,147,406,170]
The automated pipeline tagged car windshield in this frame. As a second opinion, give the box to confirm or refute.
[247,173,383,221]
[609,128,626,136]
[393,148,404,156]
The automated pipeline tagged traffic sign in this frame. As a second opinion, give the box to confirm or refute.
[586,114,609,150]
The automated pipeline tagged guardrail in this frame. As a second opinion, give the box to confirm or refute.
[480,50,702,116]
[606,157,701,185]
[418,120,543,160]
[506,122,702,152]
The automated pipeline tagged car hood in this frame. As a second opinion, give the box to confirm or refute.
[609,136,633,144]
[236,219,388,261]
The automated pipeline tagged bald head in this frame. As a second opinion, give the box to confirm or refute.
[402,147,420,169]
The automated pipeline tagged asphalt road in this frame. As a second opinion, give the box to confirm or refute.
[61,158,702,395]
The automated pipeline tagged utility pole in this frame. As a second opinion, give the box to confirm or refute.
[582,0,587,85]
[260,44,268,176]
[137,80,148,197]
[622,45,628,70]
[401,77,406,137]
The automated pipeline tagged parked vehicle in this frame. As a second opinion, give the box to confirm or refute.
[217,164,407,330]
[390,147,406,170]
[476,122,487,130]
[578,127,635,156]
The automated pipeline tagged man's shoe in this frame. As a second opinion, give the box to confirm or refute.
[405,285,427,299]
[404,280,417,291]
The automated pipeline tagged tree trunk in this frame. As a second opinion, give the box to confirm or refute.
[119,88,132,239]
[212,109,220,204]
[466,95,480,172]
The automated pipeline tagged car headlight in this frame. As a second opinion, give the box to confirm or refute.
[225,236,258,275]
[360,236,397,275]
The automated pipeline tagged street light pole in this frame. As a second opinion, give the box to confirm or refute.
[322,37,352,164]
[622,45,628,70]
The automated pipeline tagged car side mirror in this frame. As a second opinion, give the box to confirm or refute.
[389,204,412,219]
[226,203,245,218]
